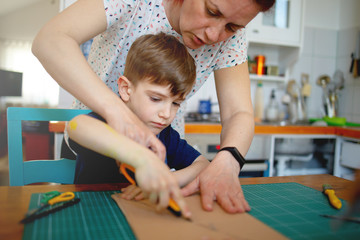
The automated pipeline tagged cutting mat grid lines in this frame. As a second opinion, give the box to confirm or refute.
[243,183,360,240]
[23,191,136,240]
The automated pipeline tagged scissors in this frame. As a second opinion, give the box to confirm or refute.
[119,163,184,219]
[40,191,61,205]
[22,192,76,223]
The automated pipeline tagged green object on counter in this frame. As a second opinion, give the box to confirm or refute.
[323,116,347,126]
[309,117,360,127]
[346,121,360,127]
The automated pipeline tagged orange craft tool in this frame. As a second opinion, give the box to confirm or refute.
[120,163,186,219]
[323,184,342,209]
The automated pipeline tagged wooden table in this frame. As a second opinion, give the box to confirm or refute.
[0,174,354,240]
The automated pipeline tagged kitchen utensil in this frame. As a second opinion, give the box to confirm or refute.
[333,70,345,92]
[301,73,311,97]
[21,192,77,224]
[319,214,360,224]
[21,198,80,224]
[266,89,279,122]
[317,75,337,118]
[286,79,297,97]
[350,31,360,78]
[286,80,307,124]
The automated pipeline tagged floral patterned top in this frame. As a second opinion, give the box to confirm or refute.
[72,0,248,136]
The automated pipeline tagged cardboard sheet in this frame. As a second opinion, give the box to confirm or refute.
[111,193,287,240]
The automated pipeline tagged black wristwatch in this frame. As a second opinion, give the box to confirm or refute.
[218,147,246,170]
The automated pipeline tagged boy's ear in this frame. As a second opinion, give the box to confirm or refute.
[117,76,132,102]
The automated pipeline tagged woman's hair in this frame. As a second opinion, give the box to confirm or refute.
[255,0,276,12]
[171,0,275,12]
[124,32,196,99]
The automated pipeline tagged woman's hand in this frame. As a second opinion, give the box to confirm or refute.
[181,152,250,213]
[182,64,253,213]
[104,103,166,162]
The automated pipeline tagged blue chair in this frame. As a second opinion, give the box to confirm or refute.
[7,107,91,186]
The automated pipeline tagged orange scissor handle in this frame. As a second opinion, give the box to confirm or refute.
[120,163,182,217]
[120,163,136,185]
[48,192,75,205]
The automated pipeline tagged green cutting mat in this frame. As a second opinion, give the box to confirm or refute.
[244,183,359,240]
[23,191,135,240]
[23,183,359,240]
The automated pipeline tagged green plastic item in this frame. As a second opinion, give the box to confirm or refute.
[309,117,360,127]
[323,116,347,126]
[346,121,360,127]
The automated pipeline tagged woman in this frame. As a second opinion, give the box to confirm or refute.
[32,0,275,215]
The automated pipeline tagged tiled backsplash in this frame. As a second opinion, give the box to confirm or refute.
[337,27,360,122]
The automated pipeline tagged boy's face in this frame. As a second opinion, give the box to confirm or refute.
[120,78,185,135]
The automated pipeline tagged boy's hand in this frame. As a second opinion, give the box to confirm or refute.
[133,155,191,218]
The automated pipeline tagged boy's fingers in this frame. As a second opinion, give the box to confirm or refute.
[157,191,170,211]
[171,188,191,219]
[149,192,158,204]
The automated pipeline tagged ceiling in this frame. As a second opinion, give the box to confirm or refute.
[0,0,45,17]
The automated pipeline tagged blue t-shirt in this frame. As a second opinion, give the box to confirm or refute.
[69,112,201,184]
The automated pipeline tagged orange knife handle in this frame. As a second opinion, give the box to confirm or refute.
[325,189,342,209]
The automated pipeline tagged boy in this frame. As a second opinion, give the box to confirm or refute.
[67,33,209,213]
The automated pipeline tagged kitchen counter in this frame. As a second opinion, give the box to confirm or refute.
[49,121,360,139]
[185,123,360,139]
[184,123,360,178]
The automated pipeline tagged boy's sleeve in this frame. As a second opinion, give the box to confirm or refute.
[159,126,201,170]
[69,112,125,184]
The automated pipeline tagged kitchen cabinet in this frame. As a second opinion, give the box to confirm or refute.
[246,0,304,82]
[334,137,360,180]
[247,0,304,47]
[184,124,360,179]
[184,133,270,176]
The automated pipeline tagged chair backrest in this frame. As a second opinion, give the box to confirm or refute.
[7,107,91,186]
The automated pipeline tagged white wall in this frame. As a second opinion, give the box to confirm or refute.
[303,0,341,30]
[0,0,60,106]
[335,0,360,122]
[0,0,59,41]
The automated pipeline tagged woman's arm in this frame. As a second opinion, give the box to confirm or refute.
[32,0,165,161]
[66,114,190,217]
[181,62,254,213]
[215,63,255,155]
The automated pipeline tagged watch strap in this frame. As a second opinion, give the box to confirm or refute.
[219,147,246,170]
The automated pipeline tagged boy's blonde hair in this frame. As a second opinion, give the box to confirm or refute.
[124,33,196,99]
